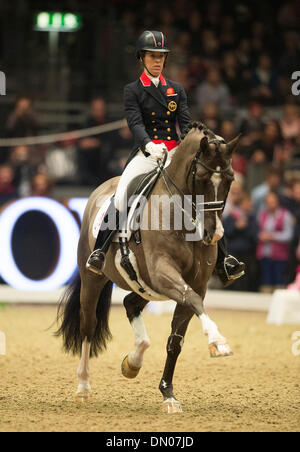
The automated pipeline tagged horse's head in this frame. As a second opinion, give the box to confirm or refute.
[182,122,239,245]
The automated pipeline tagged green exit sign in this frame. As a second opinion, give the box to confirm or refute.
[35,12,82,32]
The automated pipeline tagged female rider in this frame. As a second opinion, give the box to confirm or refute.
[86,30,245,286]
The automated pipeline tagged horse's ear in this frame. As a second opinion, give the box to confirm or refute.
[200,136,209,152]
[226,134,241,157]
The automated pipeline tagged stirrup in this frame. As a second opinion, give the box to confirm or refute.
[86,249,106,275]
[217,255,245,287]
[225,255,245,274]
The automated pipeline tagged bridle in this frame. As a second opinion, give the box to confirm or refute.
[187,138,232,212]
[158,138,232,219]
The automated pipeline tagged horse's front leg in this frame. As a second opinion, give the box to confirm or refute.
[190,278,233,357]
[200,312,233,358]
[121,292,150,379]
[159,304,194,413]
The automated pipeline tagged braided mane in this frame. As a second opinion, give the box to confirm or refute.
[180,121,214,141]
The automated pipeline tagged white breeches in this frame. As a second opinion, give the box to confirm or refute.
[114,148,176,213]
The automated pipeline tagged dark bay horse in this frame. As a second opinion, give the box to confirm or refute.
[56,122,239,413]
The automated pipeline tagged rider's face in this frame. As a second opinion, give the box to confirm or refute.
[143,51,166,77]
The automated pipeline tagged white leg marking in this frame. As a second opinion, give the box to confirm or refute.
[77,338,91,394]
[199,314,226,345]
[128,315,150,369]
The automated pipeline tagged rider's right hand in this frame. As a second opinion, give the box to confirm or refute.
[145,142,167,160]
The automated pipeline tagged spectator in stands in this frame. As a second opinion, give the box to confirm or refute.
[9,145,36,197]
[280,103,300,142]
[246,121,283,191]
[235,38,252,103]
[171,31,191,69]
[200,101,221,133]
[188,10,202,54]
[30,173,54,197]
[280,180,300,215]
[45,139,79,185]
[277,2,300,29]
[158,8,177,45]
[204,0,222,29]
[251,166,284,215]
[239,102,265,144]
[199,29,220,70]
[105,125,133,177]
[220,119,235,142]
[280,180,300,283]
[220,119,247,178]
[172,66,193,95]
[0,164,18,206]
[251,54,278,105]
[249,21,266,62]
[187,53,203,85]
[219,16,236,52]
[221,51,242,103]
[223,192,258,291]
[236,38,252,74]
[257,120,283,162]
[195,67,232,115]
[257,191,294,292]
[5,94,39,138]
[278,31,300,77]
[78,96,110,186]
[223,181,245,218]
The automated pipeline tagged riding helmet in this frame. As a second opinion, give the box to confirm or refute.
[136,30,170,59]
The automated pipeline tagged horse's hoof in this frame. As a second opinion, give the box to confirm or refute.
[162,398,183,414]
[209,342,233,358]
[121,355,141,379]
[75,391,91,403]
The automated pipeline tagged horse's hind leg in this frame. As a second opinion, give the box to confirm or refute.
[76,338,92,402]
[159,304,194,413]
[76,272,111,402]
[121,292,149,379]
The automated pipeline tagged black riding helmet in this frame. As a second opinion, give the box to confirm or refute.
[136,30,170,60]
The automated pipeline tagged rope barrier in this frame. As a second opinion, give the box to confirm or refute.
[0,118,127,147]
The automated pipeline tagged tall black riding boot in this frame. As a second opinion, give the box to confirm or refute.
[86,207,120,275]
[215,236,245,287]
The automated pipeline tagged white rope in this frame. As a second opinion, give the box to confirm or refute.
[0,118,127,147]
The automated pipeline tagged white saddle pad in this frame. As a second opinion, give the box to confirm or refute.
[92,190,148,242]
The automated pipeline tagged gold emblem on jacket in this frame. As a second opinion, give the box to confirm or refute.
[168,101,177,112]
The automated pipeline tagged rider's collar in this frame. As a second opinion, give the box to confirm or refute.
[140,72,167,87]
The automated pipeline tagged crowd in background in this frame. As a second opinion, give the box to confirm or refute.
[0,0,299,291]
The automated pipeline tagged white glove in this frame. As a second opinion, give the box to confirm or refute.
[145,142,167,160]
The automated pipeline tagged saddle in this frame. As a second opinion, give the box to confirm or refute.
[127,168,159,205]
[93,153,166,287]
[93,166,162,246]
[124,150,167,236]
[125,168,159,237]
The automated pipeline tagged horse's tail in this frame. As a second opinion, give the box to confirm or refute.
[55,273,113,357]
[55,273,82,356]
